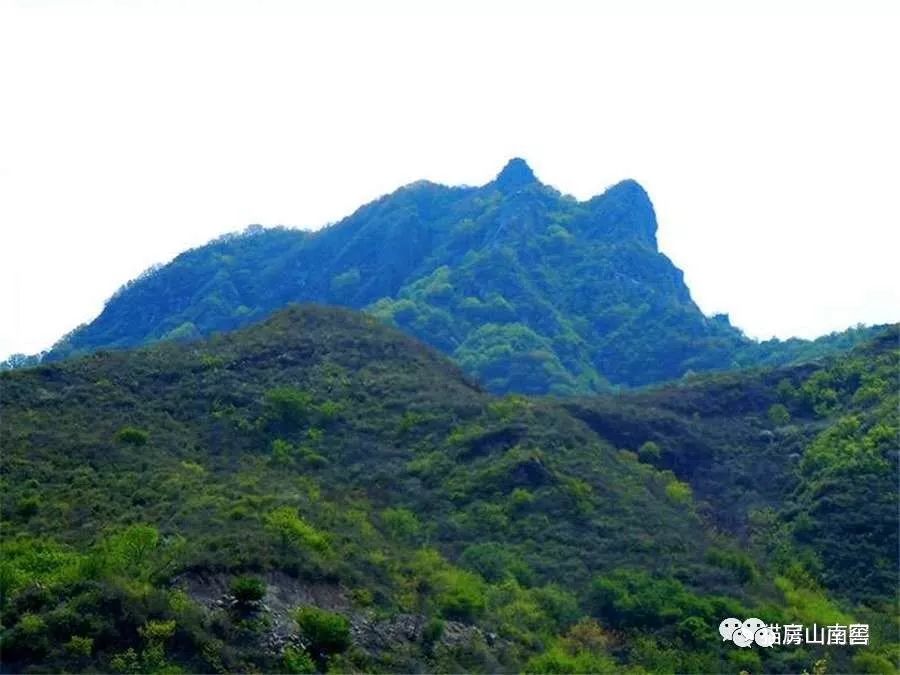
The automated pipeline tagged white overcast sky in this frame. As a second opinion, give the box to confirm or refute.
[1,0,898,360]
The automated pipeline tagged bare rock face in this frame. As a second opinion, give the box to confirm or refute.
[174,570,350,656]
[174,570,500,660]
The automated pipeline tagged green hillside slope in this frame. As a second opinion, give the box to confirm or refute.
[2,307,896,673]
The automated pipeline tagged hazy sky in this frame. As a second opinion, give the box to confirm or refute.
[1,0,898,360]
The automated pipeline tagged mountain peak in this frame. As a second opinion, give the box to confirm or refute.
[585,178,658,247]
[494,157,538,191]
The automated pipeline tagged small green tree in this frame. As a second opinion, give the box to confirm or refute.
[422,617,445,646]
[110,648,142,674]
[282,646,317,673]
[524,643,617,674]
[776,377,796,402]
[768,403,791,426]
[265,507,328,553]
[64,635,94,658]
[460,542,530,583]
[264,387,313,429]
[102,524,160,578]
[112,620,177,674]
[317,400,342,422]
[434,567,486,621]
[381,507,421,543]
[93,524,185,583]
[139,619,176,643]
[116,426,148,446]
[665,479,692,504]
[294,606,351,665]
[638,441,661,463]
[271,438,295,465]
[230,576,266,606]
[15,613,48,653]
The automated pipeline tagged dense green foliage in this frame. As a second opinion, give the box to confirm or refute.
[34,159,884,392]
[2,306,896,672]
[565,328,900,604]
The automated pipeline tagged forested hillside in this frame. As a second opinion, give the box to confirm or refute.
[2,306,896,673]
[36,159,884,393]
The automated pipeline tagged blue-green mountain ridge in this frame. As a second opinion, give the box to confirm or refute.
[34,158,886,393]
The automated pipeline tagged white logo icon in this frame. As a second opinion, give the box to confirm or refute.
[720,617,776,647]
[719,617,742,641]
[720,618,870,647]
[740,617,766,642]
[732,629,753,648]
[754,626,777,648]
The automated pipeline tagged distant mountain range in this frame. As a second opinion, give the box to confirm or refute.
[28,158,886,392]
